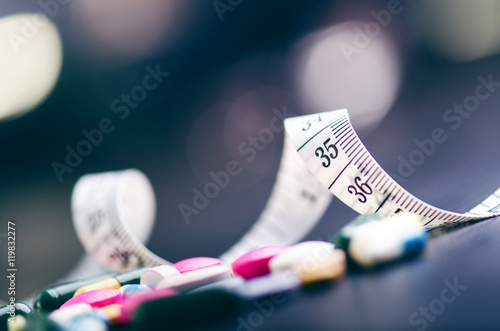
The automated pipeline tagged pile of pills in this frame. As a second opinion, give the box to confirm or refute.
[1,212,427,331]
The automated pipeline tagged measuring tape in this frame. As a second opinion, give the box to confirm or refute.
[71,108,500,272]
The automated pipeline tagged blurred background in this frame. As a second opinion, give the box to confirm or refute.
[1,1,500,326]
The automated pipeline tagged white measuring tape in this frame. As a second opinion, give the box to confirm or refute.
[71,109,500,272]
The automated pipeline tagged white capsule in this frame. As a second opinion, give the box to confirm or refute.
[48,303,93,326]
[269,241,345,283]
[348,213,426,267]
[140,265,181,288]
[269,241,335,271]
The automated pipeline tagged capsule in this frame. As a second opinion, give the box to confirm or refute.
[119,284,152,299]
[348,213,427,267]
[155,265,231,292]
[332,213,384,251]
[73,267,149,297]
[269,241,346,284]
[231,246,289,280]
[1,302,34,331]
[140,265,180,288]
[64,313,108,331]
[48,303,93,327]
[172,257,221,273]
[33,273,114,313]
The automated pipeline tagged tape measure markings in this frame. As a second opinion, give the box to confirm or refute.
[296,119,338,152]
[286,109,500,227]
[71,108,500,272]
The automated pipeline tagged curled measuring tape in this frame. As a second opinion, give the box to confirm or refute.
[71,109,500,272]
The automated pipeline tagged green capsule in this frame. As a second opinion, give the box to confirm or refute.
[0,303,34,331]
[33,273,115,314]
[332,213,385,250]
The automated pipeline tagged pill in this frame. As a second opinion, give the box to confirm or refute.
[140,265,180,287]
[296,249,346,283]
[231,245,289,280]
[118,285,130,295]
[133,289,242,330]
[269,241,346,283]
[49,303,93,326]
[332,213,384,251]
[61,289,121,309]
[234,270,301,300]
[156,265,231,292]
[1,302,34,331]
[73,267,149,297]
[348,213,427,267]
[172,257,222,273]
[6,315,25,331]
[120,284,152,299]
[64,313,108,331]
[120,288,178,323]
[33,272,115,313]
[269,241,335,272]
[98,304,122,323]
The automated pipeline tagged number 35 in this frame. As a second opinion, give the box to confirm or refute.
[315,138,338,168]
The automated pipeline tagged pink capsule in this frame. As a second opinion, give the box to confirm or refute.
[231,246,289,280]
[172,257,222,273]
[156,265,231,292]
[60,289,121,309]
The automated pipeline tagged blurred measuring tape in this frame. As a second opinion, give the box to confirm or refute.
[71,108,500,272]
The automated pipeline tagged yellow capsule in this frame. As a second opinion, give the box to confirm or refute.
[73,278,121,297]
[73,267,149,297]
[99,304,123,323]
[7,315,26,331]
[293,249,346,284]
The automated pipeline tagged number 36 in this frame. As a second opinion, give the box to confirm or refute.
[347,176,372,203]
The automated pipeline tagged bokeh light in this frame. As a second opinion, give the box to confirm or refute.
[71,0,186,64]
[291,21,401,131]
[0,13,62,121]
[223,87,294,177]
[187,53,299,192]
[413,0,500,62]
[186,100,278,193]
